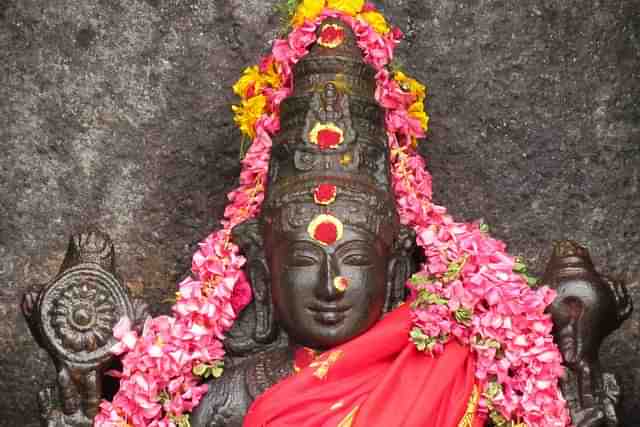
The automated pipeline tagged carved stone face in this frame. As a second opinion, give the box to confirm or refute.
[265,224,389,350]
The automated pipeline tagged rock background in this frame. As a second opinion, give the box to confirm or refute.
[1,0,638,425]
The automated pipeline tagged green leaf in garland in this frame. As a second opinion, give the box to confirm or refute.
[157,390,171,404]
[210,361,225,378]
[486,339,501,349]
[484,380,503,400]
[192,363,207,376]
[412,288,449,308]
[513,256,539,287]
[275,0,302,33]
[488,410,510,427]
[239,134,250,160]
[409,272,432,285]
[443,255,468,283]
[513,261,526,273]
[169,414,191,427]
[192,361,225,379]
[454,307,473,325]
[409,327,433,352]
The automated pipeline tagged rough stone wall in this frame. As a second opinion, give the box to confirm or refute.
[0,0,638,426]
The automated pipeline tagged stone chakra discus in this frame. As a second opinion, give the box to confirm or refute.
[39,264,134,366]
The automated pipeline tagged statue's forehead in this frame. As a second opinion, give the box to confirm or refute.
[276,225,378,244]
[262,200,396,247]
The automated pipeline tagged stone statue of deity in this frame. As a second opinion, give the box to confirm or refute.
[192,18,420,426]
[20,12,634,427]
[188,18,633,427]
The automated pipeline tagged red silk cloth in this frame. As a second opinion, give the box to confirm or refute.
[243,304,484,427]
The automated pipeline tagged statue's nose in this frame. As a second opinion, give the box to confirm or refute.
[314,255,342,301]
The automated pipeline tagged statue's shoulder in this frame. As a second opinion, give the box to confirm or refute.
[190,346,293,427]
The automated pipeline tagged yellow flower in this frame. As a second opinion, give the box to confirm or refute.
[233,63,282,100]
[408,100,429,131]
[394,71,427,103]
[232,95,267,139]
[358,11,390,34]
[292,0,326,28]
[233,65,262,99]
[327,0,364,16]
[261,59,282,89]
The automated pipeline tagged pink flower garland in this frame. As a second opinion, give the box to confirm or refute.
[96,6,570,427]
[94,91,277,427]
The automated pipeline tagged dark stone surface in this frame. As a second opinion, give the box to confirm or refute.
[0,0,637,426]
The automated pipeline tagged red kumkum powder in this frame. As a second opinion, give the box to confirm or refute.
[314,183,337,205]
[318,24,345,48]
[313,221,338,245]
[333,276,349,292]
[317,129,342,149]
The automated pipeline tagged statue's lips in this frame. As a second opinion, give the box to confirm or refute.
[306,304,351,325]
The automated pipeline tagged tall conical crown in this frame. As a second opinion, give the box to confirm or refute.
[263,18,398,245]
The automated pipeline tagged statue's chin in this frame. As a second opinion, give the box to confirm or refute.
[282,316,376,351]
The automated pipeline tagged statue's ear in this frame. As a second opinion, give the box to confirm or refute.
[232,219,264,262]
[226,219,278,354]
[385,225,417,312]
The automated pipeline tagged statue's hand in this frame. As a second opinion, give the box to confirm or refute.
[21,290,38,319]
[38,384,59,420]
[608,273,634,323]
[21,289,48,348]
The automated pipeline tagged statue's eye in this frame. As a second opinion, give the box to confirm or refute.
[342,254,372,266]
[288,255,317,267]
